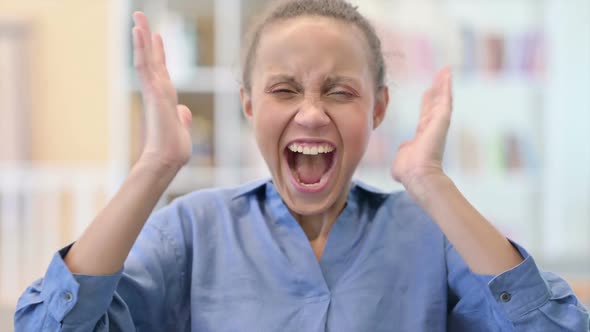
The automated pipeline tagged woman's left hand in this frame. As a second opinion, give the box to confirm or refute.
[391,68,526,274]
[391,67,453,189]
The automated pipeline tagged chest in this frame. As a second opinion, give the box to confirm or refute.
[188,229,448,332]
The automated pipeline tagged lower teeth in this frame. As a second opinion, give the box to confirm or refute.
[301,181,318,187]
[296,174,320,186]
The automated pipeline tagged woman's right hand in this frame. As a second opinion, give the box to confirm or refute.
[132,11,193,170]
[60,12,194,277]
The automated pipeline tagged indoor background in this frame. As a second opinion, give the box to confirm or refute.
[1,0,589,330]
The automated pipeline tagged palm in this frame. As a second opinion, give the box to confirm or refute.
[391,68,453,186]
[132,12,193,168]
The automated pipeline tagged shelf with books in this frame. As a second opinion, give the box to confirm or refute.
[127,66,239,93]
[122,0,244,191]
[128,0,216,68]
[390,76,543,130]
[362,109,542,179]
[356,0,547,206]
[360,0,545,83]
[240,0,272,36]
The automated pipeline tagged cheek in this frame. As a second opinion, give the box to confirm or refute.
[252,101,291,158]
[345,123,371,161]
[334,108,373,161]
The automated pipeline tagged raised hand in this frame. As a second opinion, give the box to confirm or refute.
[389,68,527,275]
[60,13,195,276]
[132,11,193,169]
[391,67,453,188]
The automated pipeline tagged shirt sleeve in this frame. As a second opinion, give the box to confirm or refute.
[446,237,590,331]
[14,204,190,332]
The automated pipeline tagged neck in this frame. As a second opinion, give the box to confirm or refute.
[290,182,350,241]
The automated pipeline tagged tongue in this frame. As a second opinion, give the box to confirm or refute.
[294,153,328,184]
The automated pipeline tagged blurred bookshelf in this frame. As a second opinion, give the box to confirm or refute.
[109,0,590,304]
[353,0,590,272]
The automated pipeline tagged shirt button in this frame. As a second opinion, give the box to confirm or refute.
[64,292,73,302]
[499,291,512,303]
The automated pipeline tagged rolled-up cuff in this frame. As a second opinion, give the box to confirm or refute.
[41,243,123,324]
[486,242,551,321]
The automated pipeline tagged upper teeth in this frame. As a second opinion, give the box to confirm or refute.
[288,143,334,155]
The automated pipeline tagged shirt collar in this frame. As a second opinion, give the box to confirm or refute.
[231,177,271,199]
[231,177,391,205]
[264,179,363,225]
[352,179,391,196]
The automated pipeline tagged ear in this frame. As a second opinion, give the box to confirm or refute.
[240,87,253,122]
[372,86,389,129]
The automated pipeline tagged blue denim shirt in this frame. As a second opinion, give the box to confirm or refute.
[15,178,590,331]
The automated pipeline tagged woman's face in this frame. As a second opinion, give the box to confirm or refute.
[241,16,388,216]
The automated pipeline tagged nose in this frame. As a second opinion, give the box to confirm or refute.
[293,98,330,129]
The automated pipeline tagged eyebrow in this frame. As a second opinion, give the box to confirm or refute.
[324,76,361,87]
[265,74,361,87]
[266,74,300,86]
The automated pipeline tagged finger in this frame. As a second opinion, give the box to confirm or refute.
[432,70,452,119]
[177,104,193,129]
[430,68,453,114]
[416,113,433,133]
[420,68,447,118]
[420,87,435,118]
[152,33,171,80]
[133,12,154,69]
[132,27,152,84]
[432,69,448,98]
[443,69,453,112]
[433,71,453,130]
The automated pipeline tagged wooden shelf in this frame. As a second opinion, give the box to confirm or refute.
[127,66,239,93]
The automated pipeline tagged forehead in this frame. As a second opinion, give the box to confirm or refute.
[254,16,372,82]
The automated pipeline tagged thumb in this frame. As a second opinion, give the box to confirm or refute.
[176,104,192,129]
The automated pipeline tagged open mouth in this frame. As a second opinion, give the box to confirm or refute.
[285,141,336,192]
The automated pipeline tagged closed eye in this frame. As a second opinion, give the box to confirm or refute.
[272,89,297,94]
[329,91,354,97]
[270,88,299,100]
[324,83,358,99]
[326,89,357,101]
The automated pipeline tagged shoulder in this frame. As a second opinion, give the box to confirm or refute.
[353,180,429,219]
[353,180,448,273]
[352,179,443,235]
[177,177,266,205]
[148,179,269,236]
[161,176,267,212]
